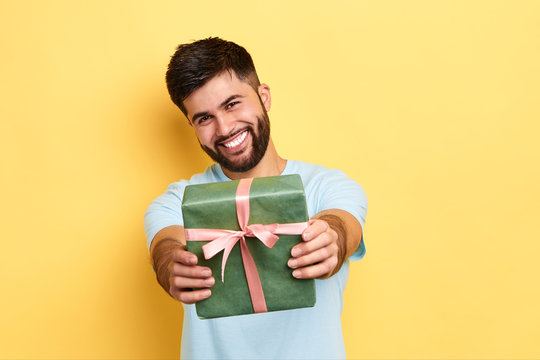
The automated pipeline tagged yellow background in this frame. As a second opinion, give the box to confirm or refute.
[1,0,539,359]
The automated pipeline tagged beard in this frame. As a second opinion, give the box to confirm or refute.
[199,110,271,173]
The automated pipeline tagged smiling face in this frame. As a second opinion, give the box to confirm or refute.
[183,71,272,173]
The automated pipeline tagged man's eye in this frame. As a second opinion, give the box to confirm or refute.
[199,115,211,123]
[226,101,239,109]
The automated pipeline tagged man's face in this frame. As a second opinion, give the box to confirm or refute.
[183,71,271,173]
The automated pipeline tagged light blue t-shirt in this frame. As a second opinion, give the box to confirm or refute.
[144,160,368,359]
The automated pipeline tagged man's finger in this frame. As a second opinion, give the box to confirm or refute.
[171,262,212,278]
[171,263,212,278]
[173,288,212,304]
[292,229,335,257]
[288,245,336,269]
[302,219,329,241]
[171,275,215,289]
[292,257,339,279]
[172,248,198,265]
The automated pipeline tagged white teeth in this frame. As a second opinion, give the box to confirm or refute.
[223,131,247,148]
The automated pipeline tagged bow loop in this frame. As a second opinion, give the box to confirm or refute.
[201,231,244,260]
[246,224,280,248]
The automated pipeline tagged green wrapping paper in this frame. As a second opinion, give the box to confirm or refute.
[182,174,316,319]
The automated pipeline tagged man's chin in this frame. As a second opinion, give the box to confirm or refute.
[200,146,258,173]
[220,155,259,173]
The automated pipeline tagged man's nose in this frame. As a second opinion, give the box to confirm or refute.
[214,114,235,137]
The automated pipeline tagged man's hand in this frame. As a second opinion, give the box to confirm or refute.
[287,218,340,279]
[151,225,214,304]
[168,247,214,304]
[288,209,363,279]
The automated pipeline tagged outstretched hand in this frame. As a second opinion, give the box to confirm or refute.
[151,226,216,305]
[287,218,341,279]
[167,247,215,304]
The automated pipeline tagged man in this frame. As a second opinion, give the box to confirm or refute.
[144,37,368,359]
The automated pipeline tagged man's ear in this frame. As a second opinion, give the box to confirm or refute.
[258,83,271,112]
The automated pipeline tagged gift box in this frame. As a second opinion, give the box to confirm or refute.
[182,174,316,319]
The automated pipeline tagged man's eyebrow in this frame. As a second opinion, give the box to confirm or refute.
[191,111,210,123]
[220,94,244,108]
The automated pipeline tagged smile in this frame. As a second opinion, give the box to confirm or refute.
[221,130,248,149]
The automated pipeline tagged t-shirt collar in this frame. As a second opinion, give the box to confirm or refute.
[214,160,291,180]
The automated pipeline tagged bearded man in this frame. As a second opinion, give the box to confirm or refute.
[144,37,368,359]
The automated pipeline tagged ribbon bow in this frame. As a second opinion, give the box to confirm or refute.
[184,178,308,313]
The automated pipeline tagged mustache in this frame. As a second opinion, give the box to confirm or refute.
[214,127,252,147]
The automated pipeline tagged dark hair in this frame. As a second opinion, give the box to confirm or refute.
[166,37,260,115]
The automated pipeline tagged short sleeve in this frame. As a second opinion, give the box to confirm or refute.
[143,180,188,251]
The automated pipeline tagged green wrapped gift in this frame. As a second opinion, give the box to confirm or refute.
[182,174,316,319]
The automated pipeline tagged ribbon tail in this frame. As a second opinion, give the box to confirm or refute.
[220,240,237,283]
[239,237,268,313]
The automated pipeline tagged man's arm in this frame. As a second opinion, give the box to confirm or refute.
[150,225,214,304]
[288,209,363,279]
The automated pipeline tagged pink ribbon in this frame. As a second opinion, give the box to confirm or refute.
[185,178,308,313]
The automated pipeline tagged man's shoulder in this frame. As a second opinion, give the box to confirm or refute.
[188,164,222,183]
[286,159,327,175]
[286,160,351,183]
[167,164,226,190]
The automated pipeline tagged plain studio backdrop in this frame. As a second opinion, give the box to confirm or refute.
[1,1,539,359]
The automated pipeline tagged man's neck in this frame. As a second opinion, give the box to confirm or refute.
[222,139,286,180]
